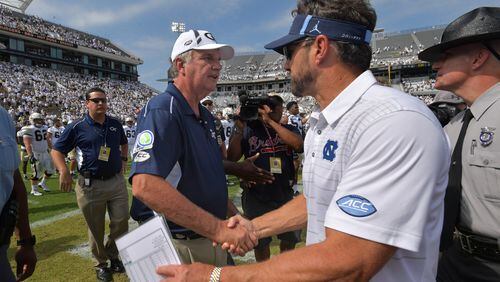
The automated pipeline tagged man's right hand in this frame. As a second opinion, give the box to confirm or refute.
[218,214,259,255]
[214,218,258,256]
[59,171,73,192]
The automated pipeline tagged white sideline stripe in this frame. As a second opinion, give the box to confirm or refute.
[30,209,82,229]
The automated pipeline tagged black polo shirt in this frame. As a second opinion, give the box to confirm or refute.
[54,114,127,178]
[241,122,299,203]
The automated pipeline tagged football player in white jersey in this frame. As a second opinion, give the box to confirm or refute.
[16,121,30,178]
[122,117,136,158]
[47,118,65,148]
[286,101,307,195]
[221,109,235,149]
[23,113,55,196]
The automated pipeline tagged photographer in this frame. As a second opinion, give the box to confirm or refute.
[227,94,303,262]
[428,91,466,127]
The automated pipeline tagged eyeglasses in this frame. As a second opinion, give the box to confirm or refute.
[282,37,315,61]
[88,98,107,104]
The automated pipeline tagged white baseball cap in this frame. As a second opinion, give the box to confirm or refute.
[170,29,234,62]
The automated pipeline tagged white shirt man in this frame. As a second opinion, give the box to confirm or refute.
[303,71,449,281]
[23,114,55,195]
[221,118,234,148]
[47,123,65,148]
[122,118,136,158]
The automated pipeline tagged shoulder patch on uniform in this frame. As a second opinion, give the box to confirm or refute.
[133,151,150,162]
[135,130,154,151]
[336,195,377,217]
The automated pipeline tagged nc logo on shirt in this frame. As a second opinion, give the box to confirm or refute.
[336,195,377,217]
[323,140,338,161]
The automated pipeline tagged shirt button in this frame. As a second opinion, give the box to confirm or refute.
[317,130,322,135]
[312,152,315,157]
[483,159,490,165]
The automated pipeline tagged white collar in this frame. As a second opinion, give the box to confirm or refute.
[310,70,377,126]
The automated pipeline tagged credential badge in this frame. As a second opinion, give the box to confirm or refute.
[479,127,495,147]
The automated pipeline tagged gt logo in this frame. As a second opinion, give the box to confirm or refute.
[336,195,377,217]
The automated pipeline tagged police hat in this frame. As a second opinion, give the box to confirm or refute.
[418,7,500,62]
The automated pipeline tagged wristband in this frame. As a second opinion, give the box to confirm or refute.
[209,266,222,282]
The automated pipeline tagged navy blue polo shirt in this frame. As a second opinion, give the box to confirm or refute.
[129,83,228,233]
[54,114,127,177]
[241,122,299,203]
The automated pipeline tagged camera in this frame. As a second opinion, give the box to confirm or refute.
[238,90,270,121]
[428,104,460,127]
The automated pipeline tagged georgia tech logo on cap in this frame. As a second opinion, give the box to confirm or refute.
[204,32,215,40]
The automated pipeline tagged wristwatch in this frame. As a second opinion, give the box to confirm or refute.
[17,235,36,246]
[121,156,128,162]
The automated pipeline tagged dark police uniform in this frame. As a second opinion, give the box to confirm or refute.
[129,83,228,265]
[438,84,500,281]
[240,121,301,248]
[54,114,129,267]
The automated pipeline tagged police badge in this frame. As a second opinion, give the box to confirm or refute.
[479,127,495,147]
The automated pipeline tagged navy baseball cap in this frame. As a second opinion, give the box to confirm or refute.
[265,14,373,54]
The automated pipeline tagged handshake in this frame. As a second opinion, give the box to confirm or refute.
[213,214,258,256]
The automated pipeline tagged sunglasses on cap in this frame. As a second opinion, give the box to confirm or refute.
[88,98,108,104]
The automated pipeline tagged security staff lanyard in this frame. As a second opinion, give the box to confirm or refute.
[263,122,282,174]
[97,123,110,162]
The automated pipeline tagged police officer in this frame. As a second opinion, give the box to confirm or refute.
[51,87,129,282]
[418,6,500,281]
[0,105,36,282]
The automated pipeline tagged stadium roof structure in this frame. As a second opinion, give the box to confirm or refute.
[0,0,33,13]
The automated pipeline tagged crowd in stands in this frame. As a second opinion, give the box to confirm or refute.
[0,6,130,58]
[220,54,288,81]
[402,77,436,94]
[0,62,156,126]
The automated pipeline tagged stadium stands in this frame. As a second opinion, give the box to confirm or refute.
[0,6,133,58]
[0,61,156,126]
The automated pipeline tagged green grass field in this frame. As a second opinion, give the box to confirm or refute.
[7,161,304,281]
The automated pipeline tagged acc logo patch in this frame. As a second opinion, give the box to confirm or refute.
[323,140,338,161]
[336,195,377,217]
[133,151,150,163]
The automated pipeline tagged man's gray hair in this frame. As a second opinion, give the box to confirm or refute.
[170,51,193,78]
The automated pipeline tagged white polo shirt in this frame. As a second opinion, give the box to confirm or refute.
[302,70,450,281]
